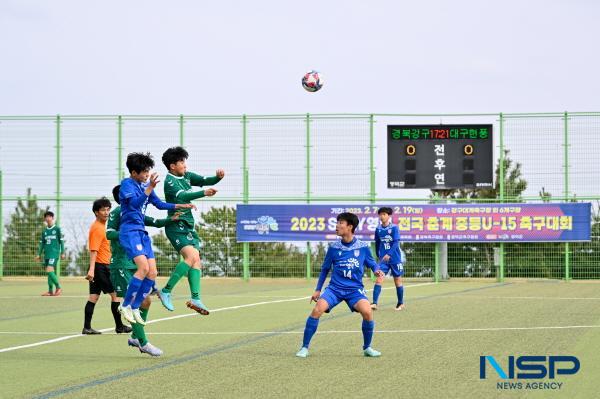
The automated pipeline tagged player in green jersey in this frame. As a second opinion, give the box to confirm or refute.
[107,185,181,356]
[157,146,224,314]
[34,211,65,296]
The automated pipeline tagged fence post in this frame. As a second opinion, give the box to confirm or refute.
[55,115,62,276]
[305,113,312,279]
[369,114,377,281]
[0,170,3,280]
[563,111,571,281]
[117,116,124,182]
[179,114,185,147]
[242,115,250,281]
[498,112,505,282]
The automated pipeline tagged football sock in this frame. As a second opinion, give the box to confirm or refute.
[163,261,191,293]
[188,268,201,300]
[84,301,96,329]
[49,271,60,289]
[396,285,404,305]
[372,284,382,304]
[132,278,154,309]
[47,273,54,292]
[362,320,375,350]
[111,301,124,328]
[131,307,149,346]
[122,276,142,307]
[302,316,320,348]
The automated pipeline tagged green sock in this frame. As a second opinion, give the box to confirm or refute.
[47,273,54,292]
[131,307,149,346]
[188,268,201,300]
[49,271,61,289]
[163,261,191,293]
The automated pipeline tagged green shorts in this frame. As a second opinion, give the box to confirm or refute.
[165,223,201,253]
[44,258,59,268]
[110,266,135,298]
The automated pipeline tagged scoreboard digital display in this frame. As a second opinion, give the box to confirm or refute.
[387,124,493,189]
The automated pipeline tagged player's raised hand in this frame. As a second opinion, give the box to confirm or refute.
[310,290,321,303]
[204,188,217,197]
[149,172,160,188]
[216,169,225,179]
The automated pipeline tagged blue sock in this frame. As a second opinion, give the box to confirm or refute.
[302,316,320,349]
[396,285,404,305]
[122,276,142,307]
[372,284,382,304]
[362,320,375,350]
[132,278,154,309]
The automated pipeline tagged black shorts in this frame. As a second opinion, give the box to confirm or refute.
[89,263,115,295]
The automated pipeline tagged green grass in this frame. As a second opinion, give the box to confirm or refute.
[1,277,599,398]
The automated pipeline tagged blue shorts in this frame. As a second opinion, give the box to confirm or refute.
[119,230,155,260]
[379,262,404,277]
[320,285,369,313]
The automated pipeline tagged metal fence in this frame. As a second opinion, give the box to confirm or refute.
[1,113,599,280]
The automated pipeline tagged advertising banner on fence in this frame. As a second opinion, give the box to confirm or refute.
[236,203,591,242]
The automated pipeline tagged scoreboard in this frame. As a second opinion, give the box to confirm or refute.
[387,124,493,189]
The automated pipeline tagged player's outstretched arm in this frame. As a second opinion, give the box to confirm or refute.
[177,188,217,202]
[189,170,225,187]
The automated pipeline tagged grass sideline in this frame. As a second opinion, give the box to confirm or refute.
[0,278,599,398]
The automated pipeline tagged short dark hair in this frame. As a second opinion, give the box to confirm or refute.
[378,207,393,216]
[92,197,112,214]
[126,152,154,174]
[337,212,359,233]
[43,211,54,218]
[162,146,189,170]
[112,185,121,204]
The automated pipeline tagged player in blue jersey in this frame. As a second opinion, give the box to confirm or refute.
[117,152,194,325]
[296,212,384,358]
[371,207,406,311]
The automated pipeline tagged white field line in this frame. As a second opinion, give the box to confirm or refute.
[2,324,600,336]
[0,282,436,353]
[0,283,427,300]
[450,295,600,301]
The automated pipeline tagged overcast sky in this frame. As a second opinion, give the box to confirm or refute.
[1,0,599,115]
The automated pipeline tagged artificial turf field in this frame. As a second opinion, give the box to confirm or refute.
[1,277,599,398]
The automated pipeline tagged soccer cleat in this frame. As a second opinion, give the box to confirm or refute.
[127,338,140,348]
[363,347,381,357]
[115,325,133,334]
[157,290,175,311]
[139,342,163,357]
[41,291,53,296]
[186,299,209,315]
[82,328,102,335]
[295,347,309,358]
[370,303,378,310]
[119,304,136,324]
[132,308,146,325]
[395,303,406,311]
[53,288,62,296]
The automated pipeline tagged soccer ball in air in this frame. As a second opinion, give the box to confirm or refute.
[302,70,324,92]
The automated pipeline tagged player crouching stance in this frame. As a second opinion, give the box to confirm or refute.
[296,212,384,358]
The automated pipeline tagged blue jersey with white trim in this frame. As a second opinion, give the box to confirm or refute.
[316,238,379,292]
[374,223,402,264]
[119,177,175,234]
